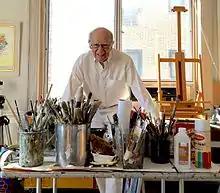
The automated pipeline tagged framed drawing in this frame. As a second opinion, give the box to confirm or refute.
[0,21,21,76]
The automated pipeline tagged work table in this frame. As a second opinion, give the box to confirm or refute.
[1,156,220,193]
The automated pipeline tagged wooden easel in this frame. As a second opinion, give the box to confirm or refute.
[157,6,209,119]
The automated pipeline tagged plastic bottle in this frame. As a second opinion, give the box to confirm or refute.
[194,119,211,168]
[174,127,191,169]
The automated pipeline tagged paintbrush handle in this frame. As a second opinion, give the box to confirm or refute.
[75,87,83,108]
[5,98,22,129]
[44,84,53,103]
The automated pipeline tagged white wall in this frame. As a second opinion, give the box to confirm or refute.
[0,0,41,144]
[0,0,30,144]
[201,0,220,106]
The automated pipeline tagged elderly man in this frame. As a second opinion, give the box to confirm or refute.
[62,27,159,193]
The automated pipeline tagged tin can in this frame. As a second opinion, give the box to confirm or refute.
[194,119,211,168]
[19,131,46,167]
[55,124,77,167]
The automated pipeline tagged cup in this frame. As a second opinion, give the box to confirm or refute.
[150,138,170,164]
[19,131,46,167]
[55,124,77,167]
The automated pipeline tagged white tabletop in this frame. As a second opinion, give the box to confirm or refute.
[1,157,220,181]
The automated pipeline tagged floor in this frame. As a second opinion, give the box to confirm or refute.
[145,181,220,193]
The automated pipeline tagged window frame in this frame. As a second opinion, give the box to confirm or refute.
[40,0,198,96]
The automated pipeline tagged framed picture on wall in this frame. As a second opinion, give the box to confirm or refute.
[0,21,21,76]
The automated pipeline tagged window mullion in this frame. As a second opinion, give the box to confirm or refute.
[114,0,122,50]
[44,0,50,94]
[191,0,199,98]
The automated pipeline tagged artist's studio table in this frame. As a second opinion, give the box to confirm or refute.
[1,157,220,193]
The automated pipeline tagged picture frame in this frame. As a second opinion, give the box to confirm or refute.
[0,21,21,76]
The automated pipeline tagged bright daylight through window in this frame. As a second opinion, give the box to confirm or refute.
[48,0,193,98]
[48,0,114,98]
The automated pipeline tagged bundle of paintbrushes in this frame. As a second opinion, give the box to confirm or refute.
[123,109,148,169]
[47,87,101,125]
[146,107,177,141]
[4,84,54,133]
[144,107,177,164]
[93,108,149,168]
[4,98,56,133]
[89,108,148,167]
[123,106,177,167]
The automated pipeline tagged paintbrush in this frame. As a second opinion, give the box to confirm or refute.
[44,84,53,104]
[71,99,75,123]
[82,92,92,121]
[61,101,70,122]
[88,100,102,123]
[5,97,23,131]
[160,111,166,140]
[167,97,179,135]
[14,100,23,130]
[133,128,147,153]
[67,101,72,122]
[48,102,65,124]
[75,86,83,108]
[35,84,53,127]
[73,107,83,124]
[71,87,84,124]
[33,100,38,128]
[30,100,37,131]
[24,111,33,130]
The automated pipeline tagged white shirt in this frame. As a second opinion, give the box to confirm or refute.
[62,48,159,119]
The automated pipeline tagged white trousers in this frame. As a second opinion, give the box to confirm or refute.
[96,178,123,193]
[91,107,123,193]
[91,107,118,142]
[91,106,118,128]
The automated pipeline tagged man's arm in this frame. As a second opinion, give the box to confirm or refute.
[126,57,160,118]
[62,56,84,101]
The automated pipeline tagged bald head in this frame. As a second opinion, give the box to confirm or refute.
[88,27,113,44]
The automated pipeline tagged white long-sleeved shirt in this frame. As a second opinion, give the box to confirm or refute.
[62,48,159,118]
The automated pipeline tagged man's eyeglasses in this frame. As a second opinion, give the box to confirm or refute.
[90,44,111,50]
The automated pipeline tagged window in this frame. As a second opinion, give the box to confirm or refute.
[124,49,143,76]
[122,8,142,27]
[168,0,186,12]
[47,0,114,98]
[47,0,195,98]
[168,49,176,80]
[122,0,192,81]
[166,49,192,81]
[197,0,202,55]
